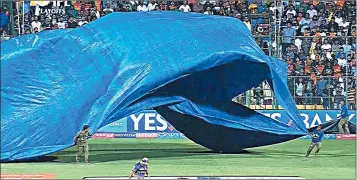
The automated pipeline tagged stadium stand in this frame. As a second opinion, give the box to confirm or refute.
[0,0,355,110]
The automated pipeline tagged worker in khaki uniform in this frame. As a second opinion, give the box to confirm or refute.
[338,100,350,134]
[74,125,90,164]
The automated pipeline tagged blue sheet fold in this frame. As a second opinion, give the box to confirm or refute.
[1,12,306,161]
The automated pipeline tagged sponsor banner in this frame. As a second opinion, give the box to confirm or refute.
[336,134,356,140]
[92,133,114,139]
[83,176,304,179]
[299,134,336,140]
[30,1,70,7]
[114,132,136,138]
[136,133,158,139]
[1,174,56,179]
[158,133,186,139]
[99,111,179,134]
[97,110,355,138]
[127,111,179,133]
[259,110,355,129]
[30,1,70,17]
[97,118,128,133]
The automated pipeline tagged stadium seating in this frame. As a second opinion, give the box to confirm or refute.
[0,0,355,110]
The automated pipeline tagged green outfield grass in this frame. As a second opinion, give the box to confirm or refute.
[1,139,356,179]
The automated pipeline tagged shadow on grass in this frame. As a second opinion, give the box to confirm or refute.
[253,149,357,158]
[55,150,210,164]
[5,156,58,163]
[11,141,351,164]
[6,142,210,164]
[54,147,305,163]
[186,149,264,154]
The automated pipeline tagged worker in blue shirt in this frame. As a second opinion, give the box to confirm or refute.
[129,157,150,179]
[306,125,324,157]
[338,100,350,134]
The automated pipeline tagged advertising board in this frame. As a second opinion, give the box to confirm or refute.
[336,134,356,140]
[127,112,178,133]
[96,110,355,139]
[136,133,158,139]
[158,133,186,139]
[1,174,56,179]
[114,132,136,138]
[260,110,355,128]
[92,133,114,139]
[97,117,127,133]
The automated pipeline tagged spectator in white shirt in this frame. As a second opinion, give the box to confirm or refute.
[137,3,143,11]
[338,54,347,67]
[295,78,304,99]
[78,17,88,26]
[31,16,42,33]
[306,5,317,18]
[103,3,114,15]
[204,7,213,15]
[286,6,296,19]
[339,17,350,32]
[147,1,156,11]
[294,38,302,51]
[57,17,65,29]
[51,18,58,28]
[335,14,343,25]
[179,1,191,12]
[318,29,327,38]
[321,39,332,51]
[137,2,148,12]
[322,50,332,60]
[91,7,100,19]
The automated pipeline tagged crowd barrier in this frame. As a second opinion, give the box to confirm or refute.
[94,110,356,140]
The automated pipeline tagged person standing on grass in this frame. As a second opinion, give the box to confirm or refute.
[338,100,350,134]
[74,125,90,164]
[306,125,324,157]
[129,157,150,179]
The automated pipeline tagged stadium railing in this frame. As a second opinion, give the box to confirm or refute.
[233,75,356,110]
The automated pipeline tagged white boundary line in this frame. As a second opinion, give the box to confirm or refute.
[83,176,305,179]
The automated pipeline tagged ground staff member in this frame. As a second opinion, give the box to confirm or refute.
[338,100,350,134]
[306,125,324,157]
[74,125,90,164]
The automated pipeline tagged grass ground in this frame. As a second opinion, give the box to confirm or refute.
[1,139,356,179]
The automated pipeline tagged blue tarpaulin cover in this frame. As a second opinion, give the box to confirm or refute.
[1,12,307,162]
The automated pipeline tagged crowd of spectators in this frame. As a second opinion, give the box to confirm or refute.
[0,0,274,36]
[278,0,356,109]
[1,0,355,109]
